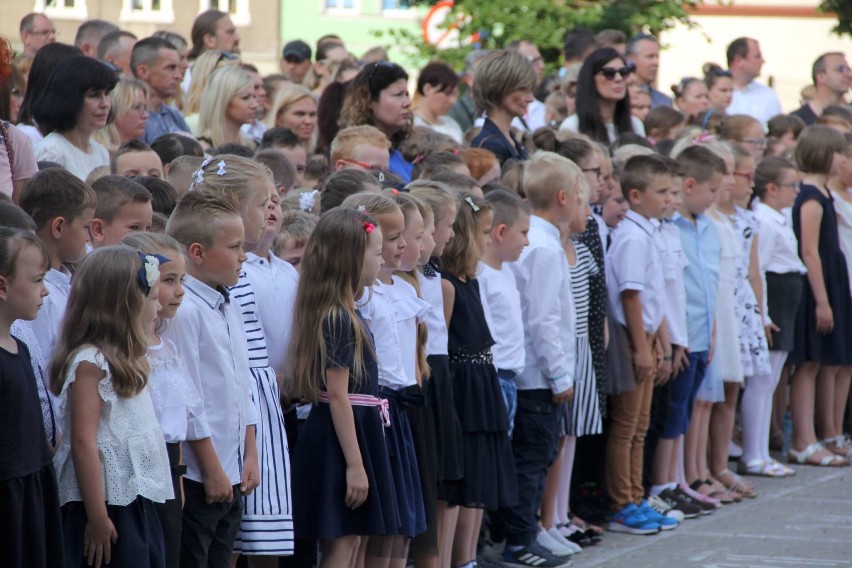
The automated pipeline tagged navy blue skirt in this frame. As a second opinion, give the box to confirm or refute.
[425,355,464,483]
[0,465,63,568]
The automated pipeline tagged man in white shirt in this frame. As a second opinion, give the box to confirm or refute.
[725,37,782,125]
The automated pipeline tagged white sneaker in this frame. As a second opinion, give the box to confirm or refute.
[546,527,582,555]
[648,494,685,522]
[535,529,576,557]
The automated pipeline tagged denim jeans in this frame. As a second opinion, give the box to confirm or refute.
[497,369,518,437]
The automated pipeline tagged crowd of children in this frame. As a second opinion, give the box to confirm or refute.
[1,21,852,568]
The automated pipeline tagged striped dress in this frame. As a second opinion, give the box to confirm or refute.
[230,262,294,556]
[564,241,603,437]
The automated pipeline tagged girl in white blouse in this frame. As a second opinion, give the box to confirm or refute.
[50,246,173,568]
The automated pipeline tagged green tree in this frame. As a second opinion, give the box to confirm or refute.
[375,0,702,70]
[820,0,852,36]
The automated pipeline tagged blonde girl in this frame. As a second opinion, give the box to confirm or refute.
[265,84,318,154]
[94,78,149,153]
[0,228,61,568]
[183,49,239,134]
[122,232,206,568]
[190,156,295,565]
[50,246,173,568]
[197,66,258,151]
[290,208,399,568]
[440,193,516,568]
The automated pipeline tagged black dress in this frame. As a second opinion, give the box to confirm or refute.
[790,184,852,365]
[292,310,401,539]
[576,216,609,416]
[442,273,518,509]
[0,338,63,568]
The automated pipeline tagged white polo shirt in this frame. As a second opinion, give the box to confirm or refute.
[418,270,449,357]
[606,209,666,333]
[727,81,782,125]
[478,261,525,376]
[359,280,414,390]
[754,203,806,275]
[657,219,689,348]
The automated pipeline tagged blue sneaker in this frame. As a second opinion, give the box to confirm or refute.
[607,503,660,535]
[639,500,679,531]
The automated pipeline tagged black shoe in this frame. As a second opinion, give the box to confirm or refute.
[672,487,715,515]
[658,488,702,519]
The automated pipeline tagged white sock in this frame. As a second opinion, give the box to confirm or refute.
[649,484,669,496]
[764,351,788,462]
[741,371,774,464]
[555,436,576,526]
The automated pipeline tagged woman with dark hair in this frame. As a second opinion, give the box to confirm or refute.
[560,47,644,144]
[33,55,117,180]
[0,36,38,200]
[339,61,414,182]
[16,42,82,146]
[316,79,349,156]
[0,65,25,123]
[414,61,463,144]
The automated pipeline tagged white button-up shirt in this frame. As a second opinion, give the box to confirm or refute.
[359,280,413,390]
[754,203,807,275]
[419,271,449,356]
[29,267,71,361]
[478,262,525,376]
[607,210,666,333]
[509,215,575,393]
[163,275,258,485]
[657,220,689,348]
[727,81,782,126]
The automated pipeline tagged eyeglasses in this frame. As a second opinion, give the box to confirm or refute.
[832,65,851,74]
[129,103,148,115]
[777,181,800,190]
[597,65,633,80]
[741,137,767,148]
[30,28,57,37]
[367,61,397,82]
[582,167,602,180]
[733,172,754,183]
[340,158,384,172]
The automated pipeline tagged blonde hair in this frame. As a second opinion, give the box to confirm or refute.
[50,246,152,398]
[266,83,318,152]
[184,50,239,115]
[523,151,583,210]
[190,154,273,212]
[94,78,148,153]
[275,210,319,253]
[330,125,391,166]
[197,66,256,148]
[441,193,490,279]
[340,192,399,217]
[406,180,456,224]
[166,189,241,249]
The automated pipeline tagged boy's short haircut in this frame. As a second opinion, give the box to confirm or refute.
[485,187,531,228]
[166,156,204,195]
[795,124,847,175]
[166,190,241,249]
[430,171,480,196]
[151,133,204,166]
[260,127,302,151]
[0,201,37,231]
[319,168,380,213]
[620,154,675,198]
[329,125,391,166]
[398,126,459,163]
[472,49,537,114]
[254,149,297,191]
[767,113,805,140]
[612,144,655,177]
[91,175,153,222]
[753,155,796,200]
[275,210,319,251]
[19,168,97,230]
[210,143,255,159]
[523,151,582,210]
[675,145,727,183]
[133,176,178,216]
[113,139,155,168]
[411,151,467,181]
[151,211,169,233]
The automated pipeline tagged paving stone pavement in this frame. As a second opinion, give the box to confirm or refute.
[571,463,852,568]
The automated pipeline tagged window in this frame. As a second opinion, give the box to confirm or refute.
[120,0,175,23]
[199,0,251,26]
[382,0,414,19]
[34,0,88,19]
[325,0,356,12]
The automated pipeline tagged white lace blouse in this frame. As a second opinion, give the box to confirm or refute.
[148,337,209,444]
[53,347,174,507]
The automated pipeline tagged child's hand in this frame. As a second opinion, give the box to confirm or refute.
[632,349,654,384]
[655,358,672,386]
[552,386,573,404]
[345,464,369,509]
[84,516,117,568]
[815,302,834,335]
[240,451,260,496]
[764,323,780,348]
[672,346,689,376]
[203,465,234,504]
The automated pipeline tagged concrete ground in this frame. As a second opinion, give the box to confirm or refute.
[572,464,852,568]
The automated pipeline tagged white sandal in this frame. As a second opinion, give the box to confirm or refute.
[788,442,849,467]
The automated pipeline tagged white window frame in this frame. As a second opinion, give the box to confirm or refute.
[324,0,358,16]
[34,0,88,20]
[382,0,415,20]
[120,0,175,24]
[198,0,251,27]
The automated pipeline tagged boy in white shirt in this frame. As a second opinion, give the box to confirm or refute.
[605,154,677,534]
[491,152,578,567]
[164,190,260,568]
[479,188,531,436]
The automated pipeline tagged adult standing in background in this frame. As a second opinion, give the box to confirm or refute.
[562,27,598,76]
[74,19,119,58]
[626,34,671,108]
[131,37,192,144]
[507,39,547,132]
[18,13,56,58]
[791,52,851,126]
[448,50,490,134]
[0,36,37,201]
[725,37,782,125]
[181,10,241,93]
[97,30,137,77]
[280,40,312,84]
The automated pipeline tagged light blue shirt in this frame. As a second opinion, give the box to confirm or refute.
[673,212,721,352]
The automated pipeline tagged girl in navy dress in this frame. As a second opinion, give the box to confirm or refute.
[0,228,63,568]
[290,208,400,567]
[441,194,517,568]
[789,125,852,467]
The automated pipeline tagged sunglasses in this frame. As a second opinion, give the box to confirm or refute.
[598,64,633,80]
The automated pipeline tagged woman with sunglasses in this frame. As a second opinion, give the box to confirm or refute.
[339,61,415,182]
[704,64,735,114]
[559,47,644,145]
